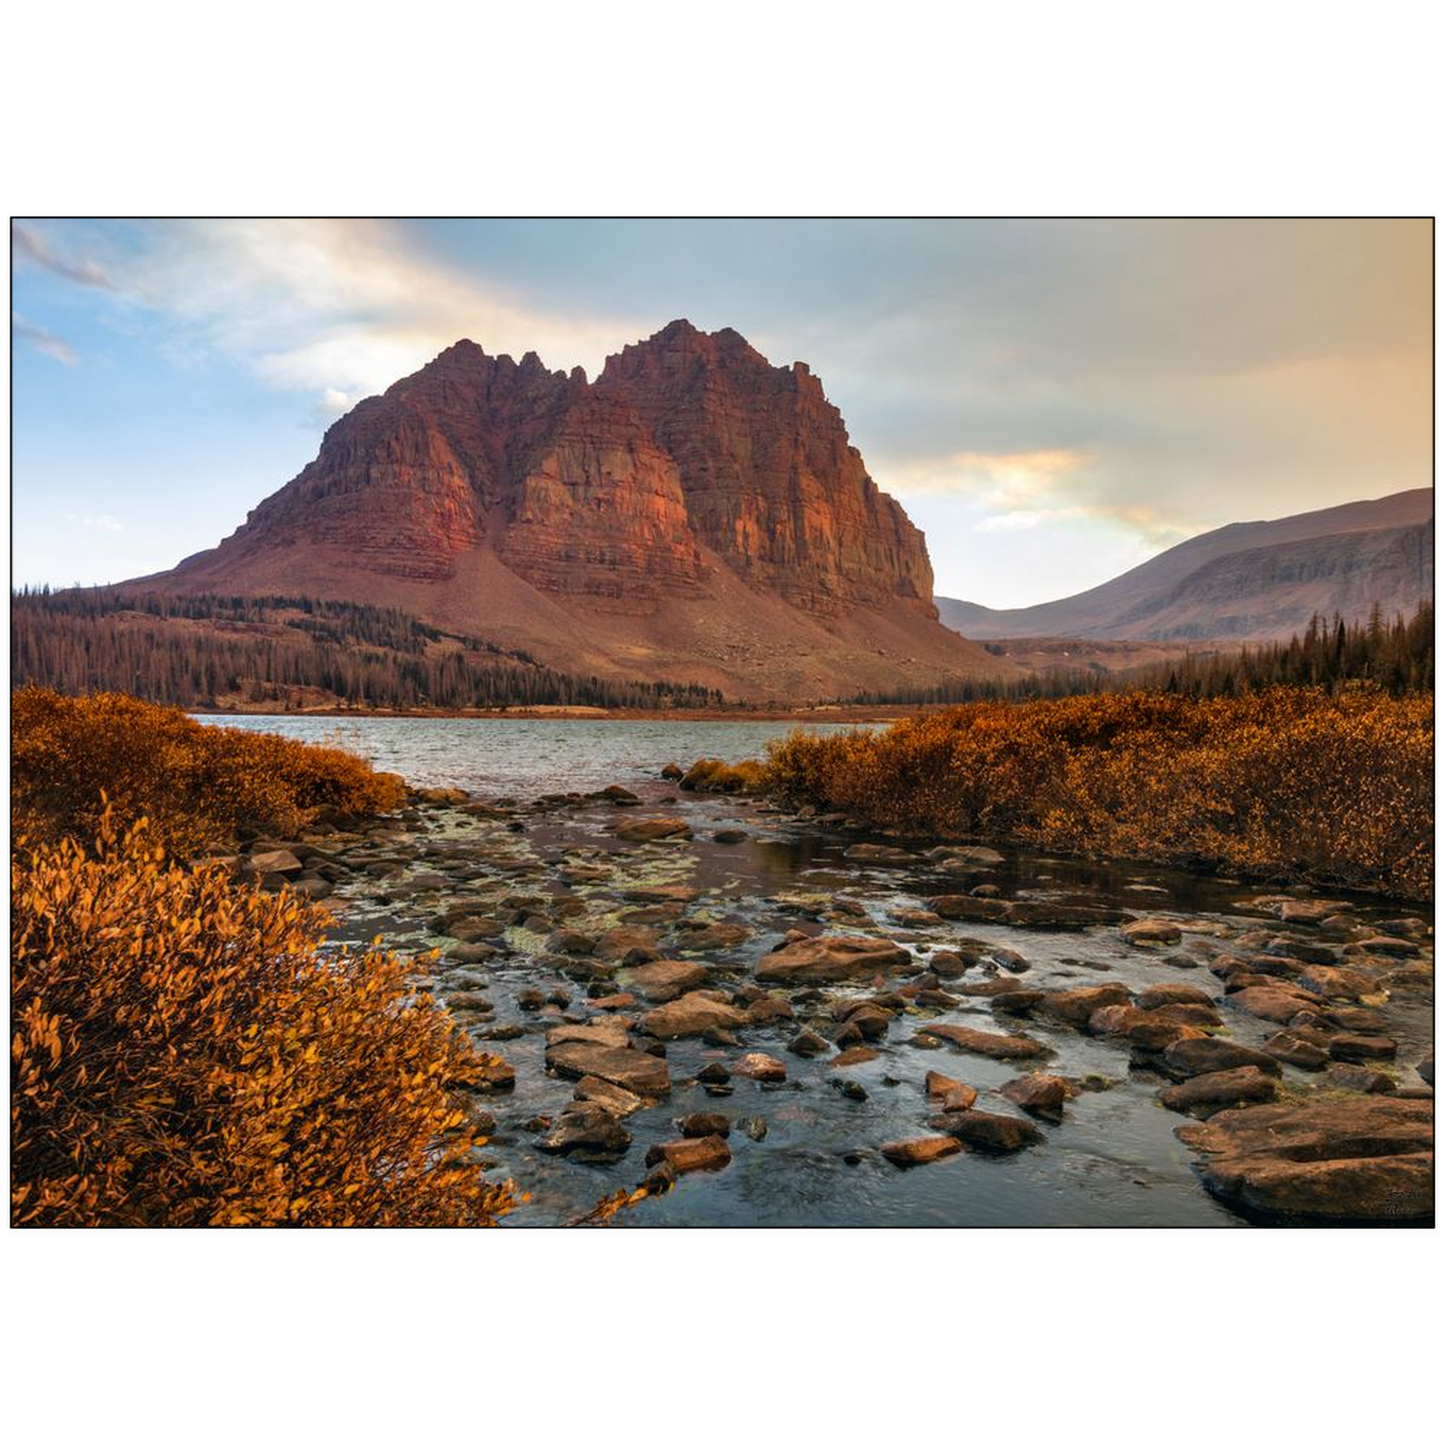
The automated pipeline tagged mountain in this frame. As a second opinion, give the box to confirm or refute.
[132,321,1008,702]
[938,489,1433,642]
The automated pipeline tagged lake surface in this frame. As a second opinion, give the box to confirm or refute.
[197,713,1434,1228]
[197,714,864,794]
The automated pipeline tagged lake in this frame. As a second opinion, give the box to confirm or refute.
[197,714,864,794]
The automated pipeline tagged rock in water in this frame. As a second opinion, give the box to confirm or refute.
[756,935,913,984]
[1176,1096,1433,1221]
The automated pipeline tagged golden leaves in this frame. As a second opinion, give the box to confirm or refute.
[11,809,516,1229]
[763,688,1432,900]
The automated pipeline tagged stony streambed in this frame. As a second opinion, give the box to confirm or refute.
[245,775,1434,1226]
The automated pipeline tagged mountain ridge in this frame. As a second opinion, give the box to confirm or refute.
[938,489,1432,642]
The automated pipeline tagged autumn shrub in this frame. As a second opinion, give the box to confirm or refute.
[763,688,1433,899]
[11,812,516,1227]
[679,756,766,794]
[11,687,404,855]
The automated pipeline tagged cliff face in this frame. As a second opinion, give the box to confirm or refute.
[145,323,998,701]
[596,321,935,614]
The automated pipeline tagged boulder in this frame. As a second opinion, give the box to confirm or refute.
[248,848,304,878]
[787,1028,831,1058]
[537,1103,632,1160]
[999,1073,1073,1118]
[679,1112,732,1137]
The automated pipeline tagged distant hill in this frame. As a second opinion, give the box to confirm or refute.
[938,489,1433,641]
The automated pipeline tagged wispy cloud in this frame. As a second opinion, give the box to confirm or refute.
[12,222,114,289]
[66,512,123,532]
[13,313,78,365]
[108,219,646,410]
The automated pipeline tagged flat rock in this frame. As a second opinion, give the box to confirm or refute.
[1161,1037,1283,1080]
[918,1023,1051,1060]
[732,1051,787,1081]
[619,959,711,1002]
[1263,1030,1330,1071]
[574,1076,647,1117]
[929,894,1009,922]
[644,1135,731,1173]
[643,991,748,1039]
[1040,984,1132,1027]
[545,1040,671,1095]
[845,843,916,865]
[1228,986,1320,1023]
[1137,983,1216,1010]
[1122,919,1182,947]
[1177,1096,1433,1220]
[1160,1066,1278,1116]
[881,1136,963,1168]
[756,934,913,984]
[615,817,693,843]
[1298,965,1380,1001]
[1328,1033,1397,1062]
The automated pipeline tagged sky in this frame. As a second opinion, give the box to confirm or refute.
[10,218,1432,606]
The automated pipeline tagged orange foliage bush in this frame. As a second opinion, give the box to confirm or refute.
[764,689,1433,899]
[11,687,405,856]
[11,812,516,1226]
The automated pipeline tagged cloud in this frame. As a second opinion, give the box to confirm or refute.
[13,313,78,365]
[12,222,114,289]
[65,512,123,531]
[882,448,1087,504]
[106,219,648,403]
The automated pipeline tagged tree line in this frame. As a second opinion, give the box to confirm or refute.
[10,589,723,711]
[847,601,1435,705]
